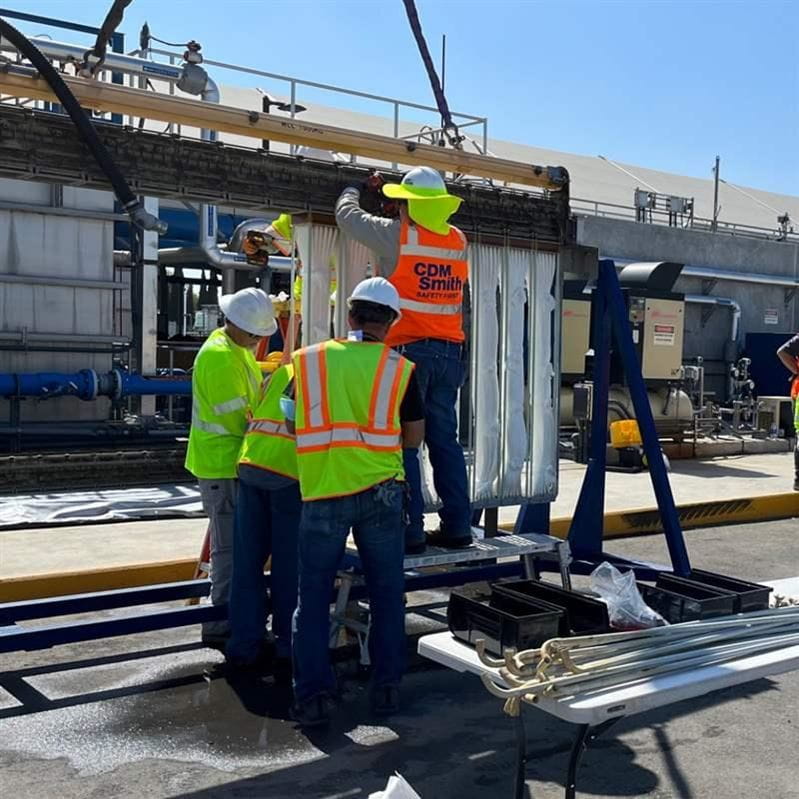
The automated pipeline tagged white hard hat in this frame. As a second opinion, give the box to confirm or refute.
[348,277,401,318]
[219,287,277,337]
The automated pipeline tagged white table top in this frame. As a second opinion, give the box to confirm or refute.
[418,630,799,725]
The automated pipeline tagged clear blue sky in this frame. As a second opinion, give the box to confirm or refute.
[6,0,798,195]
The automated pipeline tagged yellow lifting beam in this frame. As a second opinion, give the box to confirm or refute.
[0,70,567,191]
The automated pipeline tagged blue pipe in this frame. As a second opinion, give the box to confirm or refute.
[0,370,98,400]
[117,372,191,397]
[0,370,191,400]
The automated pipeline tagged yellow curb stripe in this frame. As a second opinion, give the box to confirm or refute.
[0,559,197,603]
[503,492,799,540]
[3,493,798,602]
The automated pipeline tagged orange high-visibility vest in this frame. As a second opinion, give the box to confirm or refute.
[384,220,468,347]
[292,339,414,500]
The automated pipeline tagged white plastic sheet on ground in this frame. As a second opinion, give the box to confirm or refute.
[368,773,422,799]
[0,485,203,528]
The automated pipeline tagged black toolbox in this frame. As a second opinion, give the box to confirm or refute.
[492,579,610,636]
[639,580,736,623]
[447,589,564,655]
[685,569,772,613]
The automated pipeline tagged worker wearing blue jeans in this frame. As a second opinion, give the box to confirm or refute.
[292,481,406,705]
[226,363,300,675]
[335,168,473,554]
[227,476,301,669]
[288,278,424,726]
[398,338,470,546]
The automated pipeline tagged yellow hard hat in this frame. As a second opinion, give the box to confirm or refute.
[383,167,461,235]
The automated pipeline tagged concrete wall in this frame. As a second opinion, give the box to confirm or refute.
[576,215,799,399]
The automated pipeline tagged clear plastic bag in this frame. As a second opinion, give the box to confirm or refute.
[368,773,422,799]
[590,561,668,630]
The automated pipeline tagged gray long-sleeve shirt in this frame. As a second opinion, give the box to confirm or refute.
[334,187,401,278]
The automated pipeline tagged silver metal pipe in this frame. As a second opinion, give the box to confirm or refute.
[684,294,741,343]
[0,331,130,344]
[0,274,126,290]
[0,201,126,222]
[8,37,184,81]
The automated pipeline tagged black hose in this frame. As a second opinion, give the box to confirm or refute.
[401,0,462,149]
[0,16,165,233]
[84,0,134,73]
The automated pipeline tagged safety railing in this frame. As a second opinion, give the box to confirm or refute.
[129,46,489,166]
[571,196,798,244]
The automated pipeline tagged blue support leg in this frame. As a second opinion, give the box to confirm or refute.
[601,259,691,575]
[568,276,611,558]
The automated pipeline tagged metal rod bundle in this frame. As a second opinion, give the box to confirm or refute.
[474,607,799,716]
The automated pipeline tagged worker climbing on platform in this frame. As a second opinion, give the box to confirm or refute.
[285,277,424,726]
[335,167,472,554]
[776,333,799,490]
[185,287,277,652]
[225,357,301,679]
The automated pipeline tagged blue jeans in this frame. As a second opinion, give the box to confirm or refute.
[227,478,302,660]
[398,339,471,544]
[292,480,406,703]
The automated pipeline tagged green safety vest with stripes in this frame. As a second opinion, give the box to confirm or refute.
[185,327,263,479]
[238,364,298,480]
[292,339,414,500]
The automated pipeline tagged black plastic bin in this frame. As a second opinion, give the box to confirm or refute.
[686,569,773,613]
[639,581,736,623]
[447,589,564,655]
[492,579,610,636]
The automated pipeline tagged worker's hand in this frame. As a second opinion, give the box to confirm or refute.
[364,171,386,193]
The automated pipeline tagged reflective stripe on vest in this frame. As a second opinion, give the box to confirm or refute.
[238,364,298,479]
[293,340,413,499]
[247,418,293,438]
[385,221,467,347]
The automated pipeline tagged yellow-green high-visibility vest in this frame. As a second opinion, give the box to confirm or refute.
[238,364,298,480]
[292,339,414,500]
[185,328,263,479]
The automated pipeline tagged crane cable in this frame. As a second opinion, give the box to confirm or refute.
[401,0,463,150]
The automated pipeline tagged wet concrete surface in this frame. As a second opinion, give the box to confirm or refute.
[1,519,799,798]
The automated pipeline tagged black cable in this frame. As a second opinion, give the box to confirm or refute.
[150,34,190,48]
[0,16,165,233]
[401,0,462,149]
[84,0,134,73]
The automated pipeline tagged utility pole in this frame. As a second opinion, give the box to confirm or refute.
[712,155,720,232]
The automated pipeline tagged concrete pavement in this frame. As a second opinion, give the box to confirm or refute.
[1,518,799,798]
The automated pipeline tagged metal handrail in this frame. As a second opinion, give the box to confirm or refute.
[130,45,489,159]
[571,195,798,244]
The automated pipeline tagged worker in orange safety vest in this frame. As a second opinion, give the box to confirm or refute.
[335,166,472,555]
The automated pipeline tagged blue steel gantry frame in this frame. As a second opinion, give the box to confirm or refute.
[0,260,691,653]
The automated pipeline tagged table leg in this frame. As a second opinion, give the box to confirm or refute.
[514,708,528,799]
[564,718,620,799]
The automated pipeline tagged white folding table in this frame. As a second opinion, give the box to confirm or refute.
[419,630,799,799]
